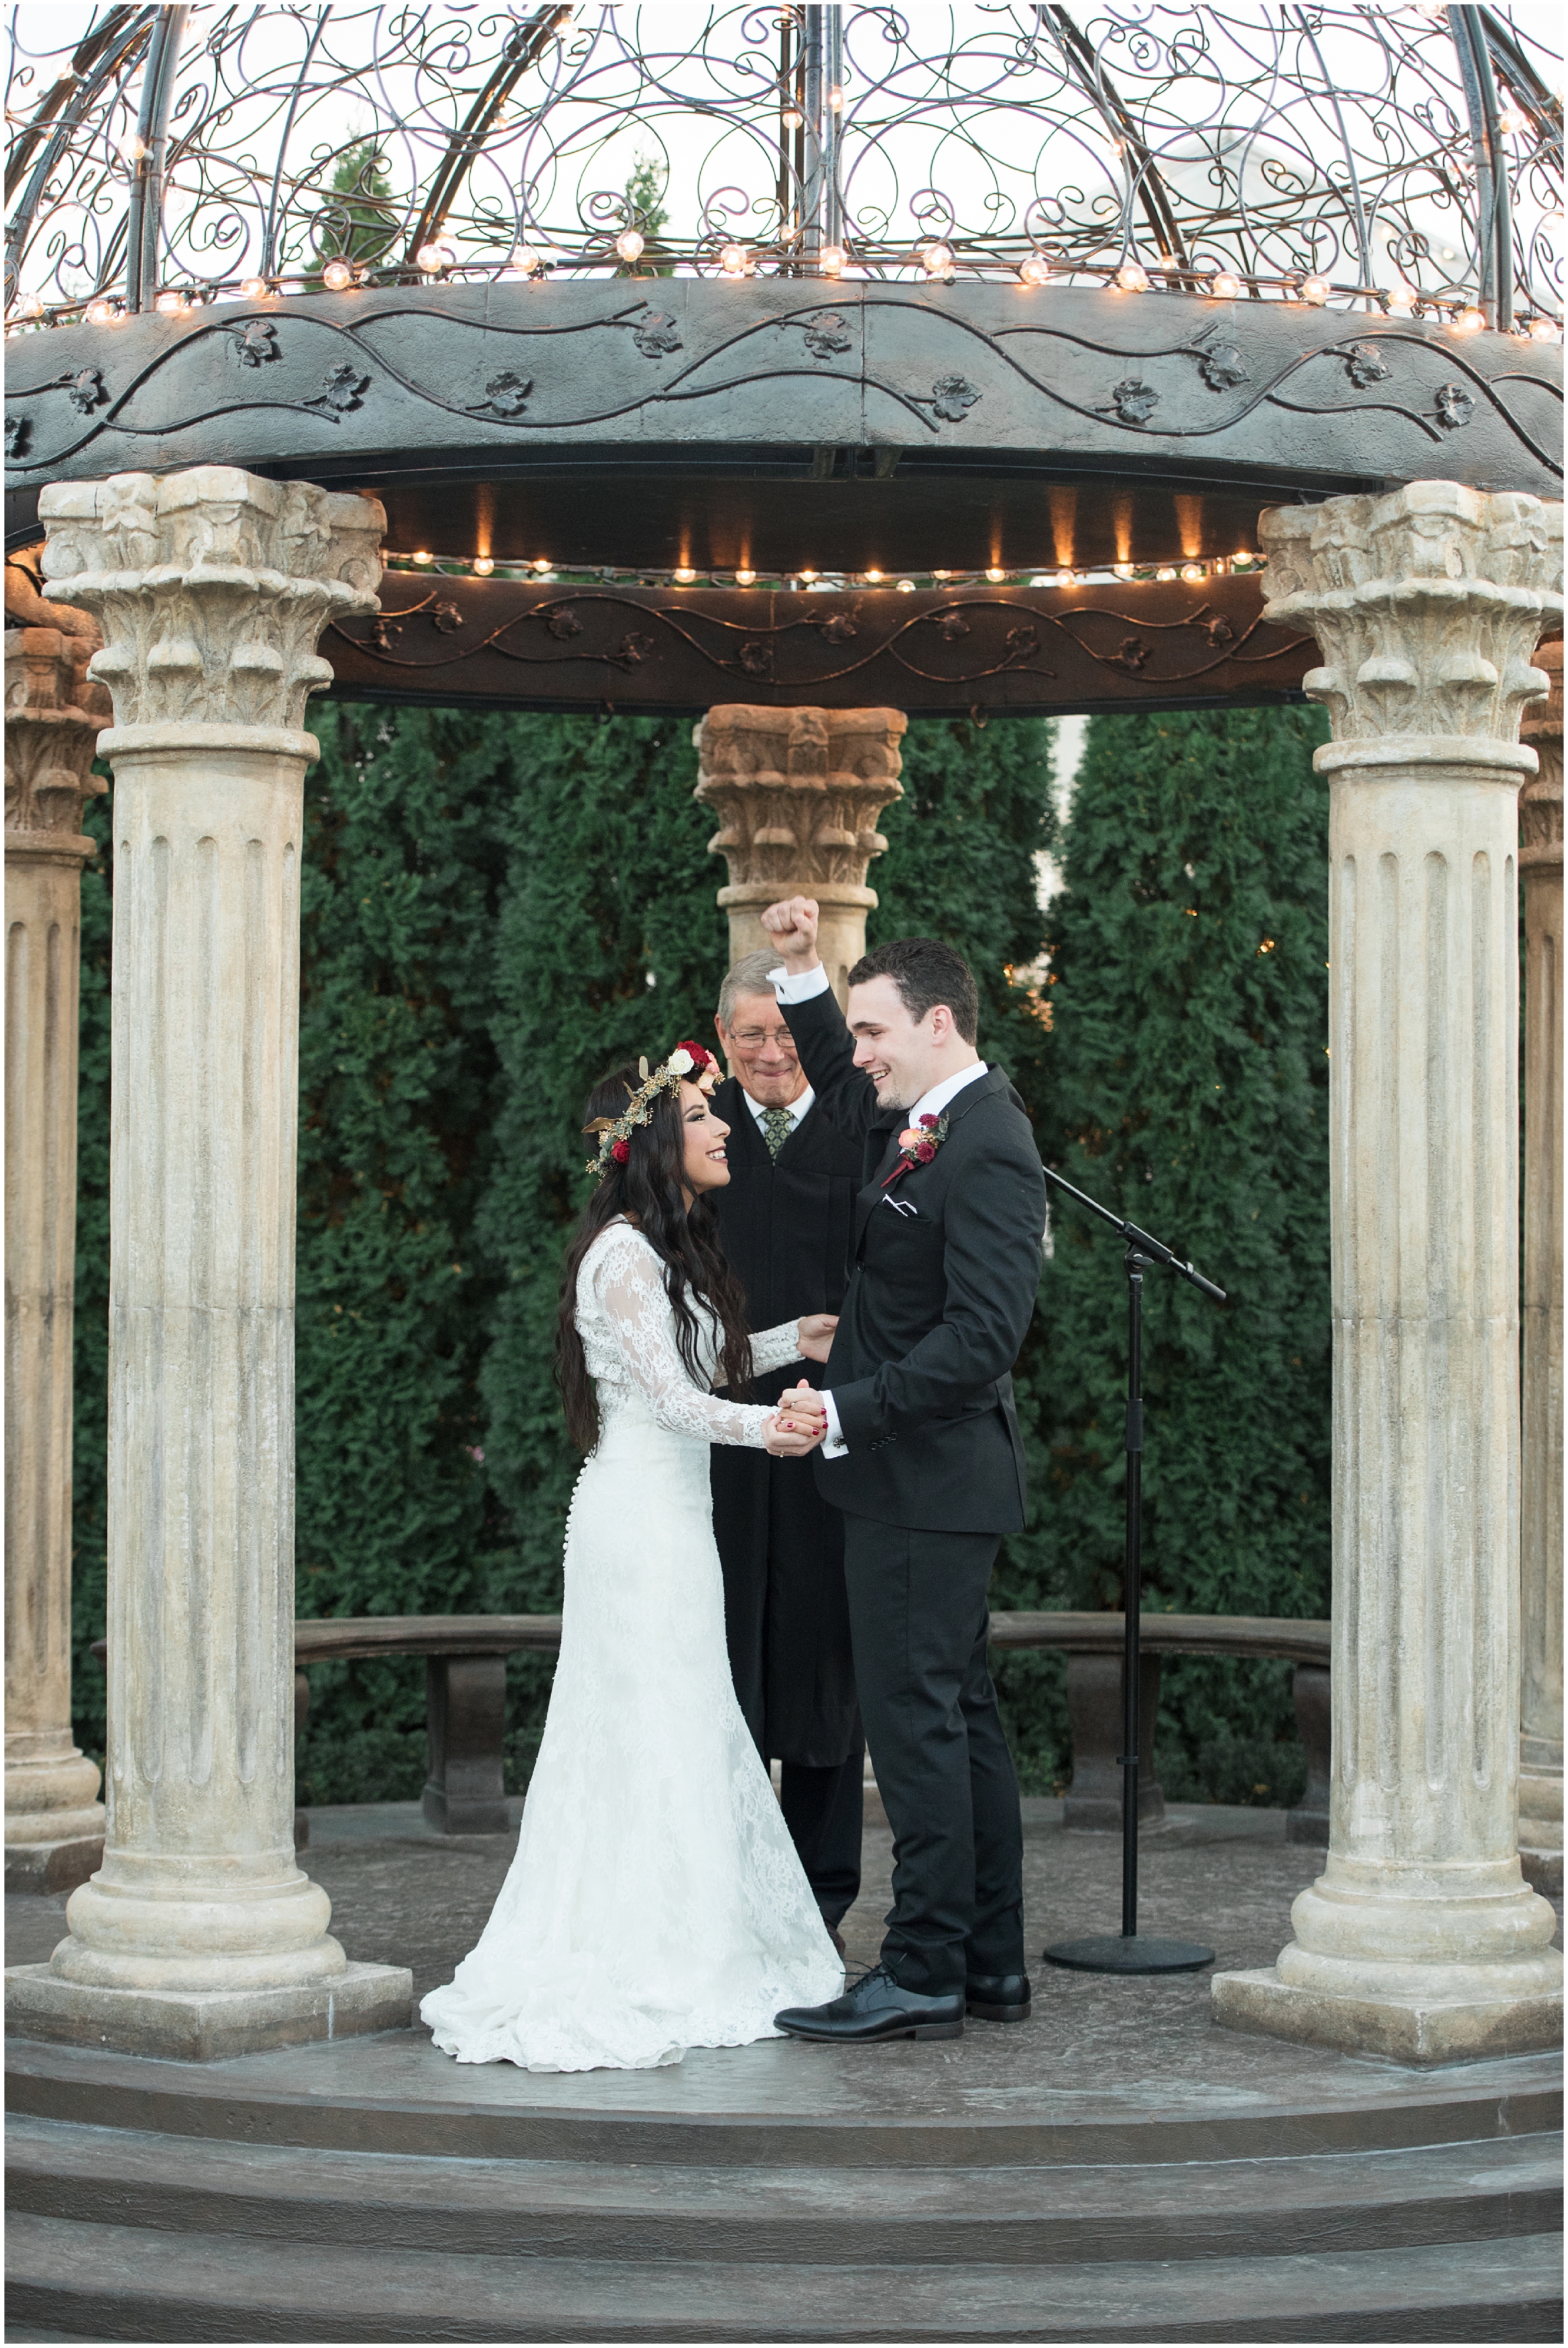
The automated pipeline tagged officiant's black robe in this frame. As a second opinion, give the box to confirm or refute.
[709,1074,862,1768]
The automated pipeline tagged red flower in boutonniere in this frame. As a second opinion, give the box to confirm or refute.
[882,1110,949,1186]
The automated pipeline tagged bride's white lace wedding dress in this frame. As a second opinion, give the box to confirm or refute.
[420,1218,844,2072]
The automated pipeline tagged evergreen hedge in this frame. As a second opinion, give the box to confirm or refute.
[69,699,1330,1809]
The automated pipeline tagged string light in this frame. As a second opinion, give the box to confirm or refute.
[416,239,456,274]
[986,566,1005,582]
[119,131,147,164]
[154,289,188,314]
[930,569,951,580]
[820,244,845,275]
[322,258,354,292]
[781,107,803,131]
[1157,566,1177,580]
[531,555,553,572]
[1301,275,1330,305]
[1116,260,1150,292]
[829,84,844,112]
[1530,315,1562,341]
[734,569,756,585]
[672,566,697,583]
[1496,106,1527,136]
[1232,549,1255,564]
[1209,271,1241,300]
[472,556,494,575]
[1451,305,1485,334]
[11,291,44,321]
[508,243,543,278]
[719,243,749,277]
[1019,253,1052,286]
[1384,278,1417,313]
[895,578,916,591]
[920,242,955,280]
[85,297,119,326]
[798,567,818,581]
[1181,562,1204,581]
[615,226,645,263]
[240,275,270,300]
[863,568,883,582]
[413,550,433,564]
[1055,568,1076,588]
[1113,563,1135,580]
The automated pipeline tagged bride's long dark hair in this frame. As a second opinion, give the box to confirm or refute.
[555,1064,755,1453]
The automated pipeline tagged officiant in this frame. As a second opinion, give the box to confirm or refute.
[709,950,866,1947]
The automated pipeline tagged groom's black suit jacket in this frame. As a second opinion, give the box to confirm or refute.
[783,984,1047,1535]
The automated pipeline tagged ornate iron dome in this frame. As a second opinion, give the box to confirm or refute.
[4,4,1563,331]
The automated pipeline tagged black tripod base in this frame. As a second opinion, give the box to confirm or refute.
[1042,1933,1215,1975]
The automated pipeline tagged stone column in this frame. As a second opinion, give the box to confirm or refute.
[1518,637,1563,1895]
[4,620,111,1893]
[4,469,411,2061]
[1212,482,1564,2066]
[693,705,906,996]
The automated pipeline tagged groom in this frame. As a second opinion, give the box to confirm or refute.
[762,899,1047,2043]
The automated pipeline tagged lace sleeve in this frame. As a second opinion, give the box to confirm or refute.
[592,1231,776,1450]
[750,1320,805,1378]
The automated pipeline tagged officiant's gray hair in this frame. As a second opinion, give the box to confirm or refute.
[716,949,787,1031]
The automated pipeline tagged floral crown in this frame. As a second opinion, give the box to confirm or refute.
[583,1041,720,1179]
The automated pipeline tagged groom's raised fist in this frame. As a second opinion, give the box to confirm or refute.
[760,895,820,969]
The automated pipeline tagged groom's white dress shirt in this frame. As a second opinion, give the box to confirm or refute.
[770,959,987,1458]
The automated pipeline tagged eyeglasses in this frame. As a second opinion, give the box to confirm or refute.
[727,1025,798,1050]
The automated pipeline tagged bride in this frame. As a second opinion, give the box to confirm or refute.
[421,1039,845,2071]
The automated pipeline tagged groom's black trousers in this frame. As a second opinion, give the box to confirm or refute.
[842,1518,1025,1995]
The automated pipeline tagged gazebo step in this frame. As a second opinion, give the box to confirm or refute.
[5,2210,1561,2343]
[6,2117,1560,2270]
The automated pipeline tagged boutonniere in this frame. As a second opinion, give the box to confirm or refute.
[883,1112,948,1186]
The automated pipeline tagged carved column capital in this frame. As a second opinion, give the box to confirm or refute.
[1520,637,1563,882]
[37,469,383,755]
[1260,483,1564,770]
[693,701,905,906]
[4,625,112,863]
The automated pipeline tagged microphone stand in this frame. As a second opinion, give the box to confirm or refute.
[1038,1166,1225,1977]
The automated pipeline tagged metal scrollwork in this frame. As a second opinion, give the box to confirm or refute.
[4,7,1557,331]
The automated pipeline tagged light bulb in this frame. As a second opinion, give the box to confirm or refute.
[413,550,433,564]
[1384,278,1416,313]
[11,291,44,320]
[863,568,882,582]
[921,242,955,279]
[1530,315,1562,341]
[734,569,756,585]
[829,84,844,112]
[155,289,187,314]
[820,245,845,275]
[930,568,951,580]
[1157,566,1177,580]
[531,555,553,572]
[615,226,645,263]
[986,566,1005,582]
[509,244,542,278]
[896,578,916,592]
[1451,305,1485,334]
[416,240,455,273]
[1233,550,1254,564]
[798,567,817,582]
[782,107,803,131]
[1019,253,1052,287]
[1209,271,1241,300]
[1055,568,1075,588]
[1181,562,1205,581]
[240,275,270,300]
[1496,107,1527,137]
[672,566,696,583]
[1302,275,1330,305]
[1113,563,1135,580]
[85,298,117,326]
[719,243,749,277]
[472,556,494,576]
[322,258,354,291]
[119,132,147,164]
[1117,260,1150,292]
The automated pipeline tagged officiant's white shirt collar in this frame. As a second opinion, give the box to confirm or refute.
[769,960,987,1124]
[741,1082,814,1130]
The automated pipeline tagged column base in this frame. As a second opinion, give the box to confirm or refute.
[4,1959,413,2061]
[1212,1958,1564,2067]
[4,1830,105,1896]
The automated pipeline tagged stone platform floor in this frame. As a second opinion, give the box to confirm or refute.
[7,1798,1561,2117]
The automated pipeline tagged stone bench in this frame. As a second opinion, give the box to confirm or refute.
[92,1610,1332,1846]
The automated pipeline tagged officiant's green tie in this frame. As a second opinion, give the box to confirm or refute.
[761,1107,793,1162]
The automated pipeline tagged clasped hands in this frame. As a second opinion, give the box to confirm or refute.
[763,1312,839,1457]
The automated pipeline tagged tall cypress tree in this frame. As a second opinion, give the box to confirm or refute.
[1009,704,1333,1803]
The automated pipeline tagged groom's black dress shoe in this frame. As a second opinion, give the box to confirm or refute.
[774,1963,964,2043]
[965,1972,1032,2022]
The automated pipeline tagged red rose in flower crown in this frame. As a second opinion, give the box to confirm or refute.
[883,1110,949,1186]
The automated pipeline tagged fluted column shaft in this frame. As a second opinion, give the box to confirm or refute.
[1212,482,1563,2065]
[694,705,905,994]
[1518,639,1563,1885]
[4,624,111,1891]
[28,469,383,2003]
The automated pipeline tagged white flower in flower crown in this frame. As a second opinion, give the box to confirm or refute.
[665,1048,695,1076]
